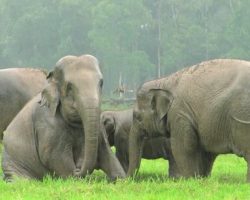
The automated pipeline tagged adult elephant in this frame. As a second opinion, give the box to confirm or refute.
[101,109,178,177]
[2,55,125,181]
[127,59,250,182]
[0,68,47,139]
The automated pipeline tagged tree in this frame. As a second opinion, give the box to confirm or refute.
[0,0,250,95]
[89,0,154,93]
[0,0,95,68]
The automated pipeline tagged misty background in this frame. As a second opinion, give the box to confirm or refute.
[0,0,249,96]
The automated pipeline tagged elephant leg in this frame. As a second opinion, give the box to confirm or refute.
[75,153,95,175]
[50,147,78,178]
[171,143,204,178]
[170,119,205,178]
[2,150,35,181]
[168,157,180,178]
[97,136,126,181]
[115,140,129,173]
[165,147,180,178]
[201,152,217,177]
[244,154,250,182]
[116,150,129,173]
[2,150,20,181]
[248,162,250,183]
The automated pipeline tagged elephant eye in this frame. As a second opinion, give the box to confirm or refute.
[99,79,103,88]
[65,82,74,97]
[133,111,142,122]
[104,119,108,126]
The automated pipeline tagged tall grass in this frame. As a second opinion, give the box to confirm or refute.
[0,155,249,200]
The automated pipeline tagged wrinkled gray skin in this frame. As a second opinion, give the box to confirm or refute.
[128,59,250,182]
[0,68,47,139]
[2,55,125,181]
[101,109,177,176]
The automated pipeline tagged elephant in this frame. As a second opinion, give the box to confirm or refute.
[2,54,125,181]
[0,68,47,139]
[127,59,250,182]
[101,109,178,176]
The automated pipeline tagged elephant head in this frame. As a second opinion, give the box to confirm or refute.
[127,85,173,176]
[41,55,103,177]
[100,112,116,146]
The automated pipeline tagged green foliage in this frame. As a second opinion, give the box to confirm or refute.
[101,102,132,111]
[89,0,154,92]
[0,155,249,199]
[0,0,250,93]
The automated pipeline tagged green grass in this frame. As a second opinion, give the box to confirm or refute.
[0,155,249,200]
[101,101,132,111]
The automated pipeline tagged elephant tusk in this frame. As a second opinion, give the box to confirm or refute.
[231,116,250,124]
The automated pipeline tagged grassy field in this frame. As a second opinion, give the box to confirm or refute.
[0,154,249,200]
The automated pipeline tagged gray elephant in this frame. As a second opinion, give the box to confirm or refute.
[127,59,250,182]
[0,68,47,139]
[2,55,125,181]
[101,109,178,176]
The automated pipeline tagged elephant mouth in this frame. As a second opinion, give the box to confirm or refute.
[68,120,82,128]
[66,119,82,128]
[63,113,83,128]
[144,126,161,138]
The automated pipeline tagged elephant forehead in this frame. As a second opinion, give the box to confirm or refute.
[56,55,77,66]
[63,63,99,75]
[62,68,102,85]
[137,96,151,109]
[56,55,102,78]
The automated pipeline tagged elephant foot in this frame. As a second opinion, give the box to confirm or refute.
[72,168,82,177]
[107,175,124,183]
[73,167,95,178]
[245,155,250,183]
[3,173,13,182]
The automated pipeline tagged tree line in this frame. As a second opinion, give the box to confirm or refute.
[0,0,249,94]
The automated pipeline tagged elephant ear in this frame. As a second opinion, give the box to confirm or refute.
[102,114,116,146]
[150,89,173,121]
[104,115,116,134]
[40,72,60,116]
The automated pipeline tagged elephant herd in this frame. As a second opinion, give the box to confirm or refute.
[1,55,250,183]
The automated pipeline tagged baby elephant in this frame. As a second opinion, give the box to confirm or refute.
[101,109,178,177]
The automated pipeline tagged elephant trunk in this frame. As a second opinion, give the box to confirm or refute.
[76,98,100,177]
[127,125,144,177]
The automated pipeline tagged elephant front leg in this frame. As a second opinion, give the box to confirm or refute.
[97,136,126,181]
[248,162,250,183]
[245,154,250,182]
[2,150,35,181]
[201,152,217,177]
[116,150,129,173]
[74,152,95,175]
[115,140,129,173]
[170,119,208,178]
[49,147,78,178]
[168,156,180,178]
